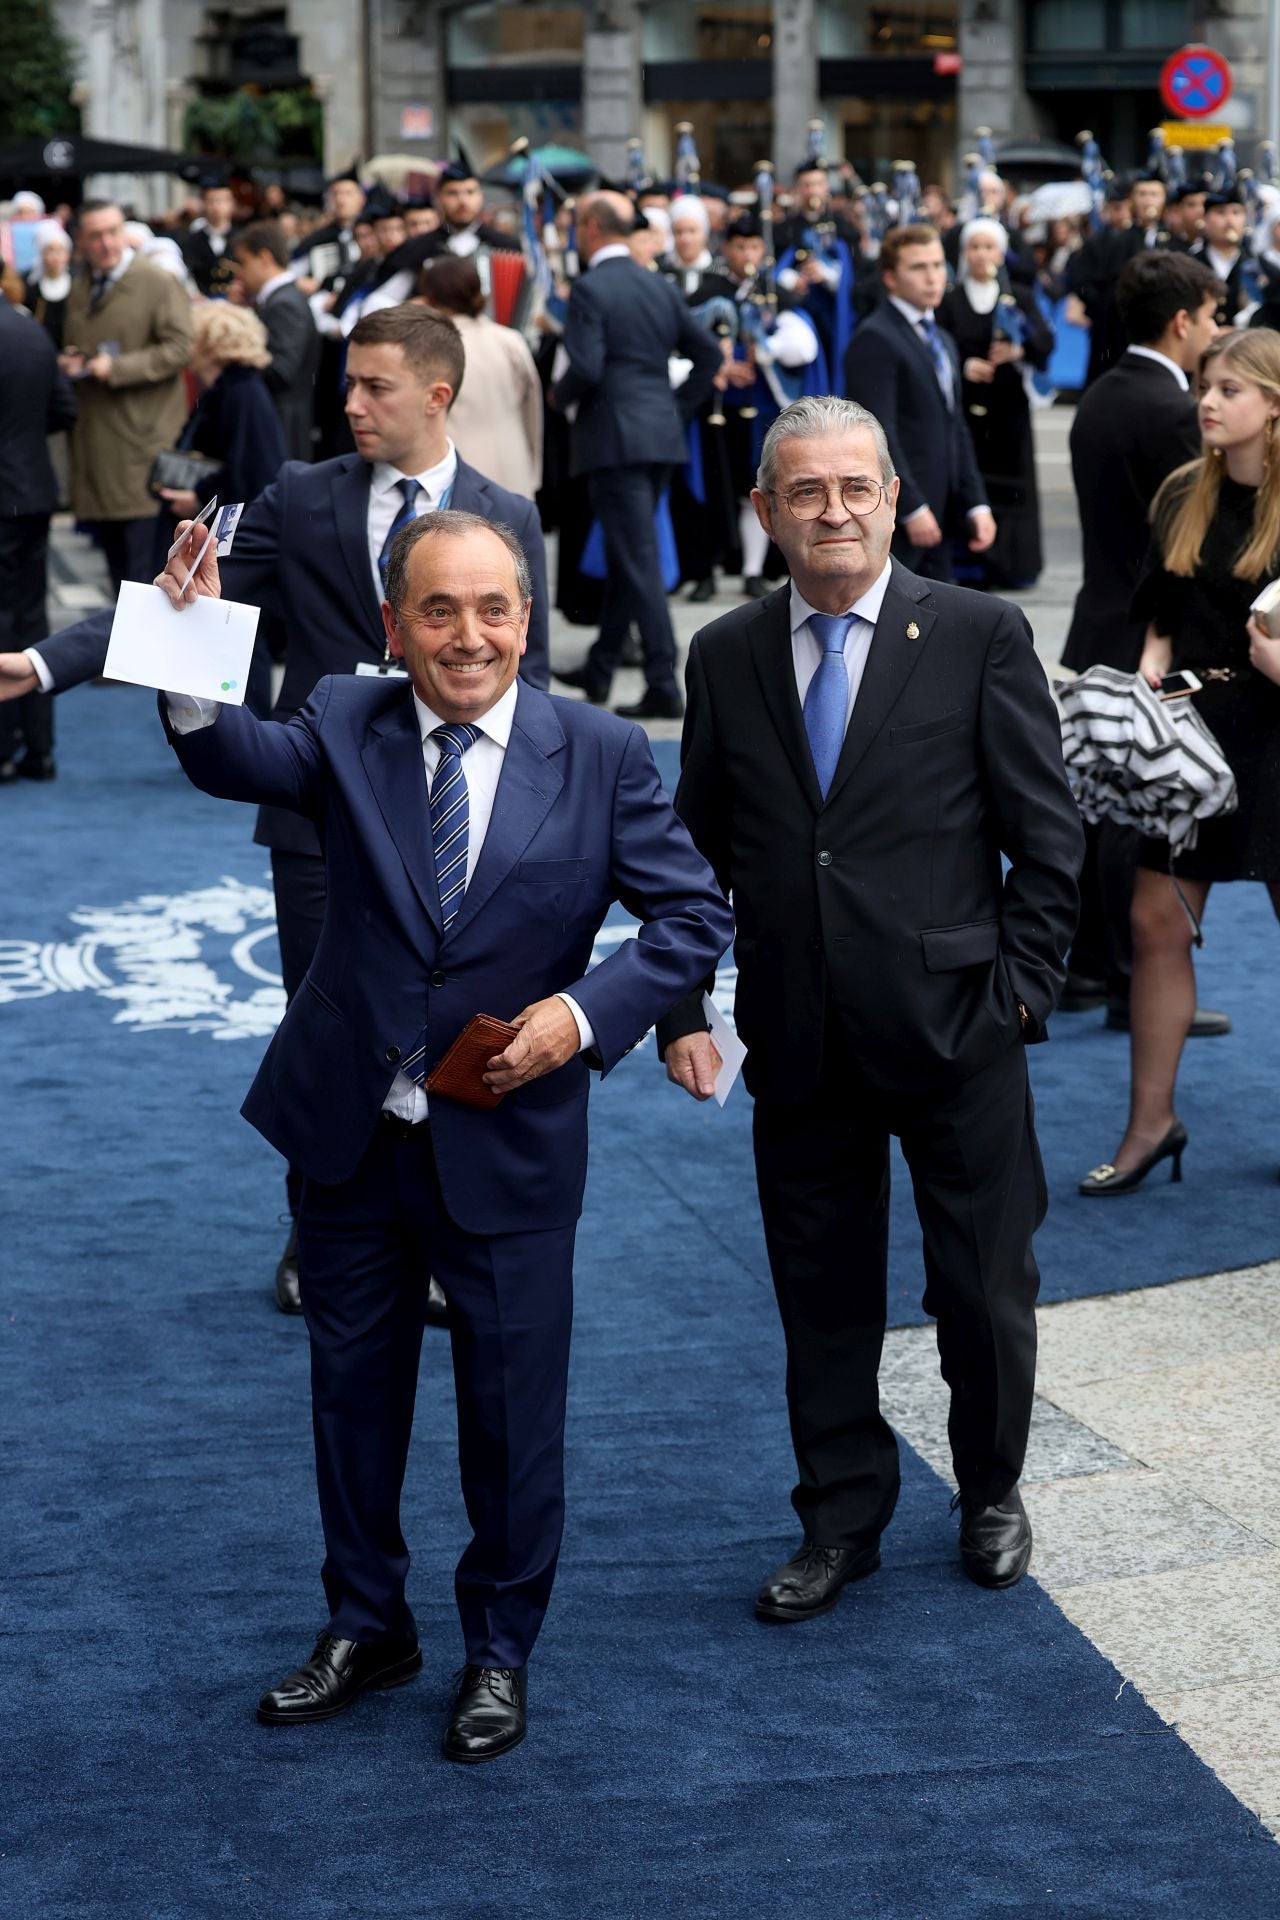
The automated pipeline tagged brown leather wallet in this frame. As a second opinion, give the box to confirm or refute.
[425,1013,521,1110]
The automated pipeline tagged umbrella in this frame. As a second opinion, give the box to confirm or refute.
[1057,666,1237,937]
[1024,180,1094,223]
[0,134,201,182]
[365,153,442,193]
[481,144,597,191]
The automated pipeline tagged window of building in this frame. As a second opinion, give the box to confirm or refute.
[1027,0,1188,54]
[446,3,584,68]
[642,3,774,62]
[818,1,958,58]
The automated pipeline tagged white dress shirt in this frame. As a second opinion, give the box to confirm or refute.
[366,443,460,603]
[255,268,296,307]
[1125,345,1190,392]
[588,243,633,269]
[789,559,893,725]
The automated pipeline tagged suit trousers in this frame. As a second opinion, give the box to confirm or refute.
[0,516,54,759]
[585,462,679,695]
[92,516,159,597]
[270,848,328,1216]
[297,1120,576,1665]
[752,1029,1045,1546]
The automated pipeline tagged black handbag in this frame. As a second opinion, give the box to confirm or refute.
[147,448,224,498]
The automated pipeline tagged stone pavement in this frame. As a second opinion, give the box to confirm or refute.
[43,406,1278,1839]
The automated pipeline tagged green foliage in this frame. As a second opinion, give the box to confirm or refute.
[0,0,81,142]
[183,87,323,165]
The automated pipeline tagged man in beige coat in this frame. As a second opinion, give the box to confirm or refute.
[60,200,191,593]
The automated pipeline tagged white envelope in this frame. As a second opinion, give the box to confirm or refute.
[702,991,747,1108]
[104,582,261,706]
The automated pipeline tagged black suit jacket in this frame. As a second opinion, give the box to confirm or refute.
[842,301,986,533]
[257,281,320,463]
[180,225,240,298]
[552,256,722,476]
[35,453,551,853]
[0,296,77,517]
[1062,350,1201,674]
[657,565,1082,1099]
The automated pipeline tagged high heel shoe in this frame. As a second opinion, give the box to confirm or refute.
[1078,1121,1188,1196]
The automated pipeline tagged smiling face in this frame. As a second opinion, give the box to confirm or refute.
[752,427,898,603]
[382,527,528,724]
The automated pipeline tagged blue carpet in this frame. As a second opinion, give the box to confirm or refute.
[4,688,1279,1918]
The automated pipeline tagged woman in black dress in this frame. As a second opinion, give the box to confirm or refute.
[939,217,1054,589]
[1081,329,1280,1193]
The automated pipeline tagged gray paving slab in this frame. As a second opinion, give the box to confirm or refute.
[1023,1468,1268,1588]
[1035,1264,1280,1394]
[1053,1551,1280,1696]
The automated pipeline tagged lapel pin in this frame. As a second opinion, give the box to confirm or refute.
[906,621,920,641]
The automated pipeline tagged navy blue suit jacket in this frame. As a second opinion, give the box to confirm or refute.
[165,677,734,1233]
[0,295,77,517]
[842,302,986,531]
[36,451,551,855]
[552,256,722,476]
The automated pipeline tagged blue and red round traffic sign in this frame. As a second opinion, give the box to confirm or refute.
[1159,44,1233,120]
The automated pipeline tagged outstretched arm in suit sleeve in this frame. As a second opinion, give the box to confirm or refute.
[162,677,330,816]
[979,607,1084,1037]
[563,719,734,1075]
[655,636,733,1058]
[843,330,928,517]
[552,279,605,409]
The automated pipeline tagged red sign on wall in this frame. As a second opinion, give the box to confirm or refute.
[1159,45,1233,120]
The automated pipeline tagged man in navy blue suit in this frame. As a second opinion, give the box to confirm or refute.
[155,506,733,1762]
[553,191,721,720]
[843,225,995,584]
[1,305,553,1312]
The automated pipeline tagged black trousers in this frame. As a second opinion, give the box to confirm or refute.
[92,516,159,597]
[270,848,328,1216]
[584,462,679,696]
[752,1031,1046,1546]
[298,1121,576,1664]
[0,515,54,759]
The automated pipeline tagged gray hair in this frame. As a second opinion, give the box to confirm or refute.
[384,509,532,616]
[757,396,896,495]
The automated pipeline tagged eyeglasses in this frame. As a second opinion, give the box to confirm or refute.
[770,479,888,520]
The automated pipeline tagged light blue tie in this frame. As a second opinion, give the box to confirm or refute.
[429,722,482,932]
[803,613,852,800]
[919,315,954,411]
[378,477,422,583]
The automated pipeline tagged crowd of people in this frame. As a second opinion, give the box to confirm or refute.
[2,133,1280,1760]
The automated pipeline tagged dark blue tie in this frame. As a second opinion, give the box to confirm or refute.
[377,477,422,583]
[429,722,482,932]
[919,315,953,410]
[804,613,852,799]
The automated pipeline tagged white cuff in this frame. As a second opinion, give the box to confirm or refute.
[776,267,800,292]
[23,646,54,694]
[904,504,934,524]
[164,692,222,733]
[967,504,992,520]
[555,992,596,1053]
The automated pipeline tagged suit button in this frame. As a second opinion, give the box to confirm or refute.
[430,970,446,989]
[385,1046,401,1064]
[817,850,832,867]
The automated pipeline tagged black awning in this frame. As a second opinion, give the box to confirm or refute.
[0,134,204,181]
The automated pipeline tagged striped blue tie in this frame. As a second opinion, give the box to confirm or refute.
[919,315,954,411]
[378,477,422,583]
[430,722,482,931]
[804,613,851,800]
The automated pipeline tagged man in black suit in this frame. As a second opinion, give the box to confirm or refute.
[1067,175,1172,384]
[232,220,320,463]
[180,181,241,298]
[0,306,551,1312]
[0,292,76,783]
[1062,250,1226,1031]
[843,224,994,583]
[1189,190,1251,326]
[365,160,523,314]
[659,395,1082,1610]
[551,190,721,720]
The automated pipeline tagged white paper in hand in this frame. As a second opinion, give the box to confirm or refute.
[104,581,260,706]
[702,992,747,1108]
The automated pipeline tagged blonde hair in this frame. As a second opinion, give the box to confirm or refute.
[1154,330,1280,581]
[191,300,271,371]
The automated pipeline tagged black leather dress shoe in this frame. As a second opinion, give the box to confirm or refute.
[687,575,716,603]
[615,688,685,721]
[424,1275,449,1330]
[1105,1004,1231,1038]
[16,753,56,781]
[956,1487,1032,1589]
[1059,973,1107,1012]
[555,664,610,704]
[257,1630,422,1723]
[755,1538,881,1622]
[443,1664,527,1763]
[742,575,773,600]
[274,1220,302,1315]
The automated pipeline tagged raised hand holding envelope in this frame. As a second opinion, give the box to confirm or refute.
[102,513,259,705]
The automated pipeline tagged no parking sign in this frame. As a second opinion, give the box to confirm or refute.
[1159,44,1233,120]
